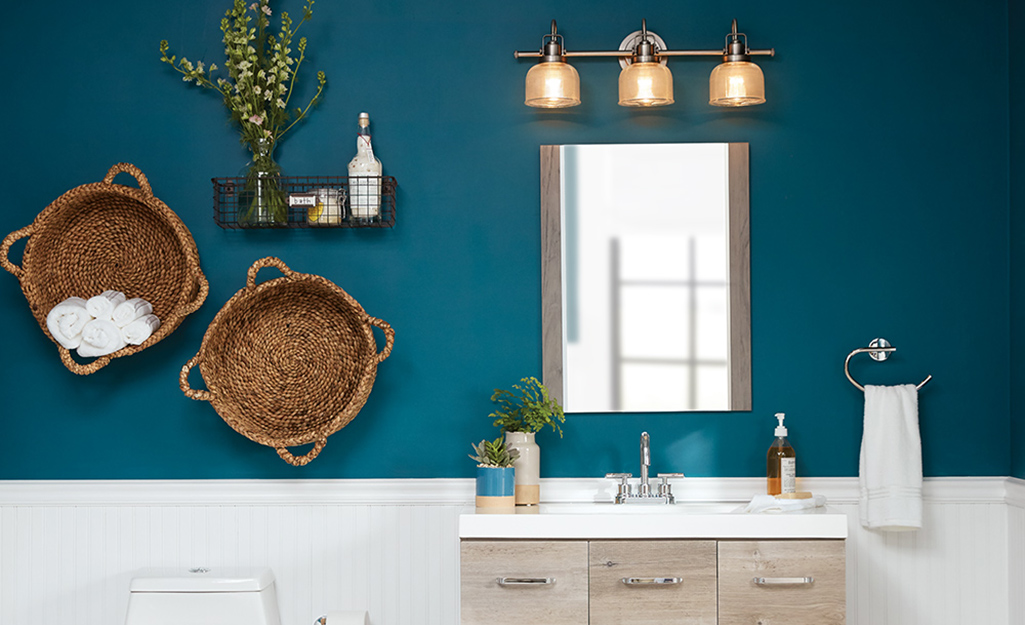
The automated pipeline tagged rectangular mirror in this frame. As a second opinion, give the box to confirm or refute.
[541,143,751,413]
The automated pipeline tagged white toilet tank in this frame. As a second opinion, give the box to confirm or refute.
[125,566,282,625]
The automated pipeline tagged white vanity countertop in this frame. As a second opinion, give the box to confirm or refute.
[459,503,848,540]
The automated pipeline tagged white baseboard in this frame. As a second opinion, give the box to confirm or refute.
[0,475,1012,506]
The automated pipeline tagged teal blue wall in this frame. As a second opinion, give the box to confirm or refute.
[0,0,1014,479]
[1011,0,1025,480]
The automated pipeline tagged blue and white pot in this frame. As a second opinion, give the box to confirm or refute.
[475,466,516,509]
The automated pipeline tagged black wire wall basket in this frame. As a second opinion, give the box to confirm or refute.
[212,175,396,229]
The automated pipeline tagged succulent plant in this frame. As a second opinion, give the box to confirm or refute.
[469,437,520,468]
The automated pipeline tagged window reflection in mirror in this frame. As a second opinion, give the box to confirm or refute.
[541,143,751,413]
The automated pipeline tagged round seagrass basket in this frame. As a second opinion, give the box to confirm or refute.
[180,257,395,466]
[0,163,208,375]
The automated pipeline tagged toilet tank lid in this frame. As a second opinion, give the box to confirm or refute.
[129,567,275,592]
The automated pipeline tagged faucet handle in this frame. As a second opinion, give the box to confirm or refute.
[605,472,633,482]
[656,473,685,501]
[605,473,633,503]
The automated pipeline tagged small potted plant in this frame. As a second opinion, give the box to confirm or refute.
[469,437,519,510]
[490,376,565,506]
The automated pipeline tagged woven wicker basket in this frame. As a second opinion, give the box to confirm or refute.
[180,257,395,466]
[1,163,208,375]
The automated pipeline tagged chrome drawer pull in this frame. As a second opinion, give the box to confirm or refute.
[753,576,814,585]
[621,577,683,586]
[497,577,554,586]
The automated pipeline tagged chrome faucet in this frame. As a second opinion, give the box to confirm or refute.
[605,432,684,504]
[639,432,651,497]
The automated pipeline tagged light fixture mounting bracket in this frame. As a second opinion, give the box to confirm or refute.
[618,29,668,69]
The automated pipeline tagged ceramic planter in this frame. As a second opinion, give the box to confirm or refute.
[475,466,516,509]
[505,431,540,505]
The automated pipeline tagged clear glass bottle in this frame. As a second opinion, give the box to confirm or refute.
[347,112,382,223]
[766,412,796,495]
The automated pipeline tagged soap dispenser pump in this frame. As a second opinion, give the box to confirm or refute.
[766,412,796,495]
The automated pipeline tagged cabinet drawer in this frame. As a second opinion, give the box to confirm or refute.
[460,540,588,625]
[589,540,717,625]
[718,540,845,625]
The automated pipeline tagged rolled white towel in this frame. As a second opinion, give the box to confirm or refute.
[78,318,128,358]
[112,297,153,328]
[46,297,92,350]
[85,290,127,320]
[121,314,161,346]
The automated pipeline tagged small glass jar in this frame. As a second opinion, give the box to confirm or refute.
[307,187,344,225]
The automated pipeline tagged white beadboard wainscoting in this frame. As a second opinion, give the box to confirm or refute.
[0,476,1021,625]
[1010,479,1025,625]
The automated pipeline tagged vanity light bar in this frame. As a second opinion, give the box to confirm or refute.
[514,19,775,108]
[513,41,775,59]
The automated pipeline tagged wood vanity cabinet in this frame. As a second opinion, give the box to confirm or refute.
[589,540,717,625]
[718,540,846,625]
[460,540,589,625]
[460,539,845,625]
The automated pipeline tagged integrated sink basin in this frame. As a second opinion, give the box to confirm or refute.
[536,502,741,515]
[459,501,848,540]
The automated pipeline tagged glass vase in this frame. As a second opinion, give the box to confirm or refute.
[238,138,287,227]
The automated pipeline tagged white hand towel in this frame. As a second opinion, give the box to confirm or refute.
[120,314,161,346]
[111,297,153,328]
[45,297,92,350]
[744,494,827,514]
[85,290,126,320]
[77,318,127,357]
[859,384,922,531]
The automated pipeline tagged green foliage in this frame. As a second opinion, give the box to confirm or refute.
[159,0,326,151]
[469,437,519,468]
[490,376,565,437]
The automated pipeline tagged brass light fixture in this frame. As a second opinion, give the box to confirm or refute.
[709,20,765,106]
[617,21,674,107]
[515,18,773,109]
[523,20,581,108]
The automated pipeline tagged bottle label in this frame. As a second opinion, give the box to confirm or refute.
[359,134,375,161]
[288,193,316,207]
[780,458,796,493]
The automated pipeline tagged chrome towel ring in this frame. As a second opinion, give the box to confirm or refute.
[844,338,932,391]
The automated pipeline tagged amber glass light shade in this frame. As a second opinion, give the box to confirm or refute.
[618,61,673,107]
[525,61,581,108]
[709,60,765,107]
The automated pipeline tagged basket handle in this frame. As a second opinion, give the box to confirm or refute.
[179,354,214,401]
[1,225,33,277]
[247,257,296,289]
[103,163,153,197]
[368,316,395,363]
[181,272,210,316]
[277,439,327,466]
[59,347,111,375]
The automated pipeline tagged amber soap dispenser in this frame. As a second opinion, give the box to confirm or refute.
[766,412,796,495]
